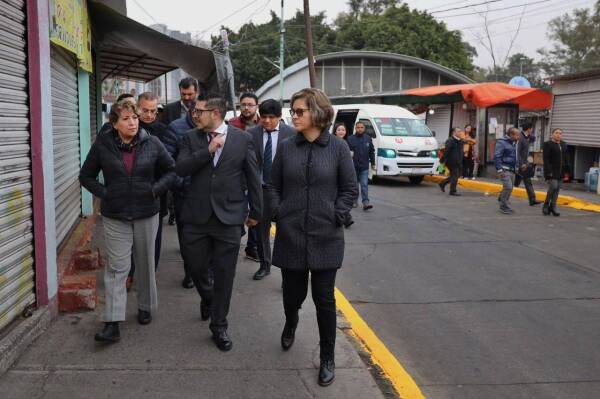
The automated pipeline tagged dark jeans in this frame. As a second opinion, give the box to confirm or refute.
[462,158,474,178]
[282,268,337,361]
[441,165,461,193]
[514,173,536,203]
[182,214,241,333]
[356,168,370,204]
[545,179,562,209]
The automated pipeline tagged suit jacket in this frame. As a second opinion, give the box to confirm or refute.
[441,136,463,168]
[175,124,262,226]
[161,101,185,126]
[248,123,296,178]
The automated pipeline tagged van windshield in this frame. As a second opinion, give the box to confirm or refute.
[373,117,433,137]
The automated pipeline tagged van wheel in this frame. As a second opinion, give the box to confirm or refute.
[409,176,424,185]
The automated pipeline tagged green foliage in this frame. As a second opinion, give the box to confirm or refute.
[537,1,600,76]
[334,5,476,77]
[476,53,548,88]
[214,2,476,91]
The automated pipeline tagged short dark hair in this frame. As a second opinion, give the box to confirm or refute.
[508,127,520,136]
[355,121,365,128]
[240,92,258,104]
[117,93,134,102]
[179,77,198,92]
[450,127,461,135]
[205,95,227,119]
[197,92,208,102]
[259,99,282,117]
[521,122,533,131]
[138,92,159,102]
[290,88,334,131]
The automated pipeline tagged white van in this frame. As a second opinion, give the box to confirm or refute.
[331,104,439,184]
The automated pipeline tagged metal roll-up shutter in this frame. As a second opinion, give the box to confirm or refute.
[51,45,81,247]
[551,92,600,147]
[89,70,97,142]
[426,105,451,145]
[0,0,35,331]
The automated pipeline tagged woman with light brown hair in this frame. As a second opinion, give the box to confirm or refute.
[268,88,358,386]
[80,100,175,343]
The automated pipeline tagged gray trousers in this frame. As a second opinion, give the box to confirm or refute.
[102,214,159,322]
[545,179,562,209]
[499,171,515,208]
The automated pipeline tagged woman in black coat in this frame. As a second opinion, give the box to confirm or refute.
[268,88,358,386]
[80,100,175,343]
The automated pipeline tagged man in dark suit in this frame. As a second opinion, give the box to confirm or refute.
[176,95,262,351]
[161,77,199,126]
[439,127,464,196]
[248,99,296,280]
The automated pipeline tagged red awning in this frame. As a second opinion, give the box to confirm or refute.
[403,82,552,110]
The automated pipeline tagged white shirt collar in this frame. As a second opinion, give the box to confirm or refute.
[264,123,280,134]
[214,121,228,135]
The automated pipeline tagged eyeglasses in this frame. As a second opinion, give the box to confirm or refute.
[289,108,310,117]
[140,108,158,115]
[240,103,257,109]
[192,108,215,115]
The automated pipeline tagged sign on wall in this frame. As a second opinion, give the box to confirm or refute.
[49,0,93,72]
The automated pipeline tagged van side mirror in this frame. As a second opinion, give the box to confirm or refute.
[431,131,436,137]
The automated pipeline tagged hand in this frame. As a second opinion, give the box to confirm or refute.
[519,165,527,172]
[498,171,505,178]
[245,217,258,227]
[208,134,225,153]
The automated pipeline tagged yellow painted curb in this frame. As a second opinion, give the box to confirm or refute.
[335,287,426,399]
[424,175,600,213]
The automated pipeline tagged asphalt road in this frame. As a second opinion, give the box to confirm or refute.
[338,178,600,399]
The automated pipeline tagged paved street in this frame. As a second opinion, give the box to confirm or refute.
[0,221,384,399]
[339,178,600,399]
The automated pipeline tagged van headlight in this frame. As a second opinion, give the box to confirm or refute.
[431,150,438,158]
[377,148,396,158]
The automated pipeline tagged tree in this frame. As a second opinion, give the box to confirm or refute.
[475,53,547,88]
[538,1,600,76]
[212,11,338,92]
[335,4,476,77]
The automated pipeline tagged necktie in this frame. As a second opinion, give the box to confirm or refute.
[263,131,273,184]
[208,131,218,142]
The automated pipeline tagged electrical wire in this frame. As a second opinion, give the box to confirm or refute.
[431,0,504,14]
[437,0,551,18]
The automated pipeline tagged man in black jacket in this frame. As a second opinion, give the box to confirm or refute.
[248,99,296,281]
[439,127,464,196]
[138,92,178,270]
[347,121,375,210]
[543,128,569,216]
[176,95,262,351]
[515,122,541,206]
[161,77,198,126]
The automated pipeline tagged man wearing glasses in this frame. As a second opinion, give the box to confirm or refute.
[137,92,178,270]
[228,93,261,262]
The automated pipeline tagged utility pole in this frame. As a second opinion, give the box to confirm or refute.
[303,0,316,88]
[221,29,237,116]
[279,0,285,106]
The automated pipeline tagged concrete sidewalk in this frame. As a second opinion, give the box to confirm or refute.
[0,219,385,399]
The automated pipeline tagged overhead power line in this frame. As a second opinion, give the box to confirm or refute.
[131,0,159,24]
[437,0,551,18]
[431,0,503,14]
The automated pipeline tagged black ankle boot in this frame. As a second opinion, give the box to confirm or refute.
[281,313,299,351]
[318,359,335,386]
[550,206,560,217]
[542,202,550,215]
[94,322,120,343]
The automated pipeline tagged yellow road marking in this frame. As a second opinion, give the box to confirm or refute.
[424,175,600,213]
[335,288,426,399]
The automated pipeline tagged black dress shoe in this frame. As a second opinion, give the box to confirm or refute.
[449,192,462,196]
[542,203,550,215]
[137,310,152,325]
[530,200,542,206]
[550,207,560,217]
[200,301,211,321]
[94,322,120,343]
[318,359,335,386]
[168,215,175,225]
[438,182,445,192]
[281,314,299,351]
[212,330,233,352]
[181,275,194,289]
[253,265,271,280]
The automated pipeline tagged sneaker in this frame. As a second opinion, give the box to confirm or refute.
[500,206,514,214]
[363,201,373,211]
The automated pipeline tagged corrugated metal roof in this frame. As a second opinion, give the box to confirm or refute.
[549,69,600,82]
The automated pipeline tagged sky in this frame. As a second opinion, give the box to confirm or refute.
[126,0,597,70]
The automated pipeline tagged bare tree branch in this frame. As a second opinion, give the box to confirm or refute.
[501,5,527,67]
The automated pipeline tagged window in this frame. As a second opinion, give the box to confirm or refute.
[344,67,361,94]
[323,67,342,96]
[421,69,439,87]
[373,118,433,137]
[401,68,419,89]
[382,68,400,92]
[363,68,380,93]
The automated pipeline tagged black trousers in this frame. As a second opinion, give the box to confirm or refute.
[282,268,338,361]
[182,214,241,333]
[462,158,474,178]
[514,173,537,203]
[256,187,273,267]
[441,165,461,193]
[174,196,192,279]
